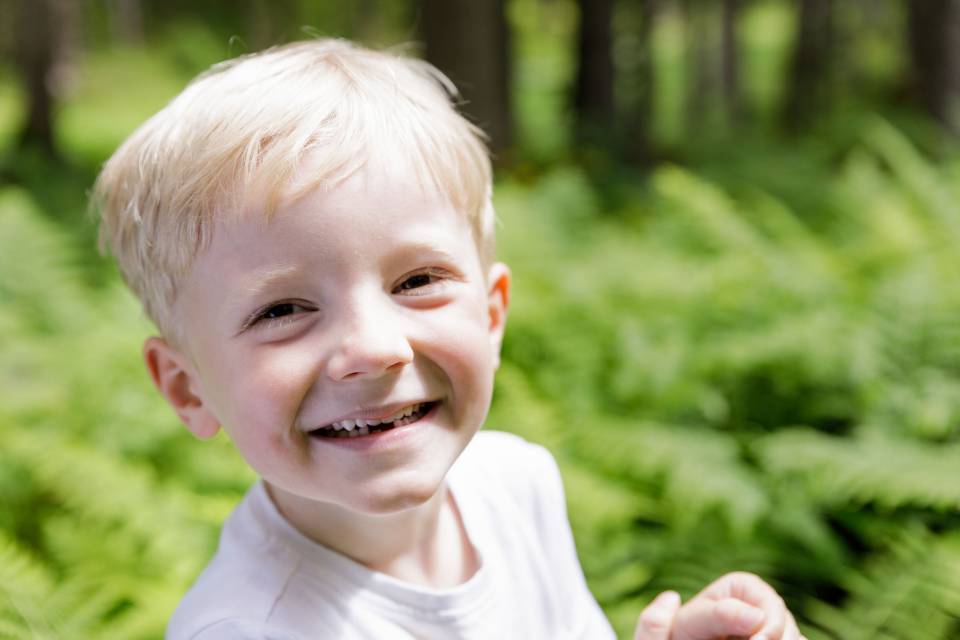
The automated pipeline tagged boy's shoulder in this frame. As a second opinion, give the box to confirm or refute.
[166,431,565,640]
[452,429,563,508]
[452,430,571,549]
[165,479,304,640]
[457,429,556,475]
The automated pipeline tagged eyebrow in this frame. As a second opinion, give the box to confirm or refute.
[394,241,461,262]
[237,264,305,300]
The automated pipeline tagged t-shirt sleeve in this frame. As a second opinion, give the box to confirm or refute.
[522,441,617,638]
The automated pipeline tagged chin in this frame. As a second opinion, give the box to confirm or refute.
[352,472,447,515]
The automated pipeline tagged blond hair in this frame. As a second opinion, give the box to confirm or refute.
[93,39,494,341]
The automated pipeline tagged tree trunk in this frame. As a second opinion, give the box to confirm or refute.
[0,0,15,61]
[107,0,143,45]
[573,0,615,149]
[684,0,717,132]
[906,0,960,135]
[421,0,513,157]
[783,0,834,129]
[633,0,659,164]
[14,0,58,156]
[721,0,741,125]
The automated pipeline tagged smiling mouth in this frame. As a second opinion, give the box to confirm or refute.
[309,401,439,439]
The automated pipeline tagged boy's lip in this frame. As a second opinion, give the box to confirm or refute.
[306,399,439,432]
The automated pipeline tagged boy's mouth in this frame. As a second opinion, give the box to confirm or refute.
[308,401,439,439]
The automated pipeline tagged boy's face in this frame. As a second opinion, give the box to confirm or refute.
[146,160,509,517]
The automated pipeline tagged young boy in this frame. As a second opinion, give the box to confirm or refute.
[94,39,803,640]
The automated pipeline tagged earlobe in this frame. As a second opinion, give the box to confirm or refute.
[486,262,511,369]
[143,337,221,439]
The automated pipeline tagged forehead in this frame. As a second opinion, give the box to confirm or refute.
[192,164,480,282]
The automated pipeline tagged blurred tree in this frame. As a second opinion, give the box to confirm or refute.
[14,0,81,159]
[683,0,740,133]
[107,0,143,45]
[0,0,13,58]
[573,0,615,150]
[783,0,834,129]
[420,0,513,156]
[684,0,714,130]
[628,0,659,164]
[14,0,59,156]
[721,0,741,125]
[906,0,960,136]
[249,0,298,50]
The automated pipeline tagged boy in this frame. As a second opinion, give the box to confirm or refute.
[94,39,803,639]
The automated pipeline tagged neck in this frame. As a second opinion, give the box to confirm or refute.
[265,482,479,589]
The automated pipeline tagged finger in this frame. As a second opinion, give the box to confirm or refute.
[702,572,786,640]
[704,572,777,605]
[747,596,786,640]
[752,607,800,640]
[673,597,764,640]
[634,591,682,640]
[782,610,802,640]
[785,610,800,640]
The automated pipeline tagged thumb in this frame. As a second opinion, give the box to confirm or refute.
[634,591,682,640]
[672,597,765,640]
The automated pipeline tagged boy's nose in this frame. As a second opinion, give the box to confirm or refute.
[325,306,414,381]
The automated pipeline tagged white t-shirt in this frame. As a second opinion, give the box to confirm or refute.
[166,431,615,639]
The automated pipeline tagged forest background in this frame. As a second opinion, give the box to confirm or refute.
[3,0,960,638]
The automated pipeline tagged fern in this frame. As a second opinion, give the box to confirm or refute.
[862,118,960,240]
[5,117,960,637]
[806,530,960,640]
[565,420,768,535]
[0,533,58,640]
[757,429,960,511]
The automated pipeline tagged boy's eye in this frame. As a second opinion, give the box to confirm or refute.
[262,303,301,319]
[399,274,434,290]
[247,301,313,329]
[393,269,448,294]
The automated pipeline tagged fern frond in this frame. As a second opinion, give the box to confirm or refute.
[862,118,960,241]
[570,420,768,535]
[0,188,94,336]
[757,429,960,511]
[0,427,222,583]
[0,532,59,640]
[807,530,960,640]
[652,166,768,255]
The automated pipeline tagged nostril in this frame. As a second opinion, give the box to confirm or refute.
[326,348,412,381]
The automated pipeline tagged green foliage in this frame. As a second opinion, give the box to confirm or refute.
[2,2,960,637]
[0,186,249,639]
[491,121,960,638]
[5,97,960,639]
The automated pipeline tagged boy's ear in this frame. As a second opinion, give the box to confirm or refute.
[143,337,221,439]
[485,262,511,369]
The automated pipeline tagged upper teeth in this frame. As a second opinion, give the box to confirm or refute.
[325,404,420,431]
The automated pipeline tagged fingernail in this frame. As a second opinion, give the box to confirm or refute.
[653,590,681,609]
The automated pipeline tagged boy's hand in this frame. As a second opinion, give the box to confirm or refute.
[633,572,806,640]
